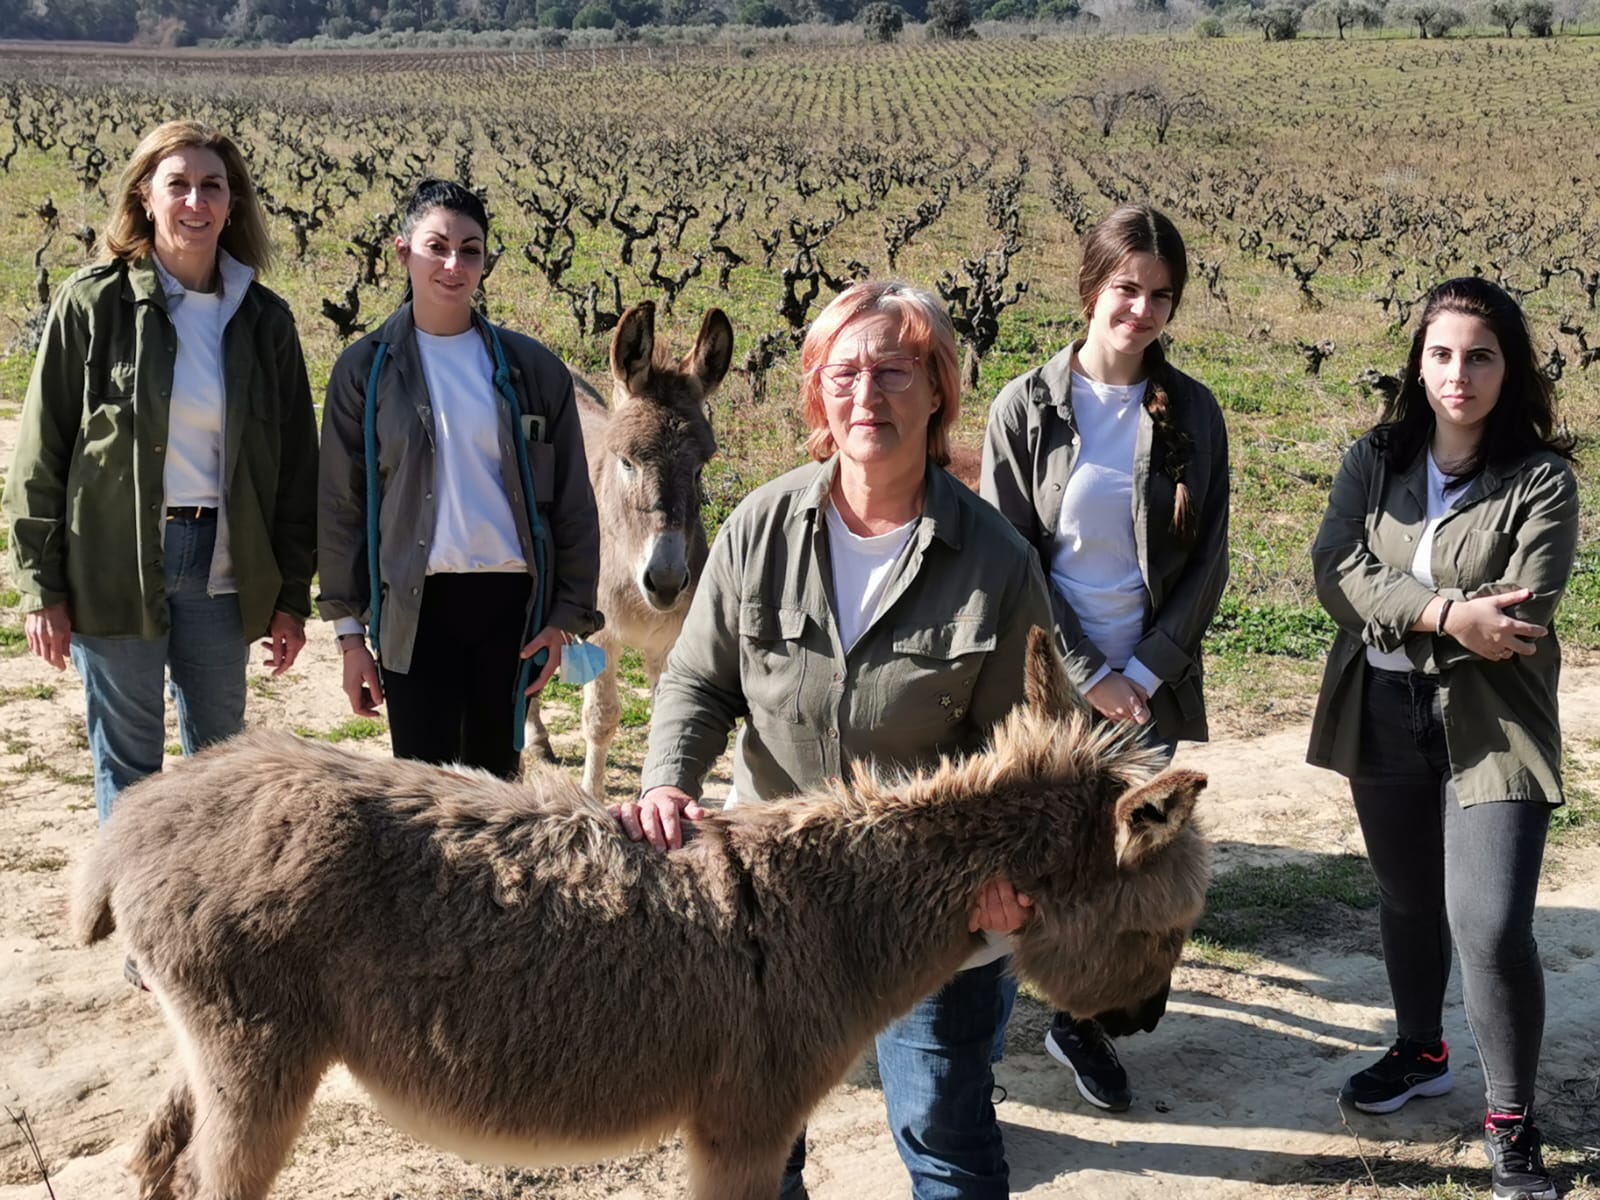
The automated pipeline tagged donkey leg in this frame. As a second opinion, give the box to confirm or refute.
[129,1075,194,1200]
[524,693,556,764]
[682,1119,795,1200]
[168,1047,323,1200]
[580,659,620,799]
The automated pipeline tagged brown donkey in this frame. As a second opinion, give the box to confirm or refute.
[527,299,730,797]
[73,629,1209,1200]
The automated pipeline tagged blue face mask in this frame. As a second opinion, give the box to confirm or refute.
[560,639,607,687]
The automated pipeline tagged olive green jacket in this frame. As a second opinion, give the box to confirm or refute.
[641,458,1056,804]
[5,258,318,639]
[1307,434,1579,806]
[981,343,1231,742]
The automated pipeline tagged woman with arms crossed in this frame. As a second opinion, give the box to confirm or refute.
[615,280,1054,1200]
[6,119,317,827]
[1309,277,1578,1200]
[981,204,1230,1113]
[318,179,601,779]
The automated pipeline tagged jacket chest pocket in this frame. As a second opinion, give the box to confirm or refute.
[881,617,997,727]
[528,441,556,506]
[1451,529,1516,591]
[740,602,811,727]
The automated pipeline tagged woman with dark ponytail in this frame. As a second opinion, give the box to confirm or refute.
[318,180,602,780]
[981,204,1230,1112]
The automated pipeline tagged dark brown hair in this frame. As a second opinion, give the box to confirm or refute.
[1374,276,1574,485]
[104,120,272,273]
[1079,204,1195,542]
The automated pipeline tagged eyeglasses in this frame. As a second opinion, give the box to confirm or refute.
[814,357,921,398]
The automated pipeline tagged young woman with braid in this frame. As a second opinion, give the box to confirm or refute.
[980,205,1230,1113]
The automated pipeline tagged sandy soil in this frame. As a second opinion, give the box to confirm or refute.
[0,439,1595,1200]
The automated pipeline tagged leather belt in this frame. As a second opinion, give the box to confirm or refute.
[165,506,218,521]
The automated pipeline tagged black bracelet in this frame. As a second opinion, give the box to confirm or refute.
[1436,598,1454,637]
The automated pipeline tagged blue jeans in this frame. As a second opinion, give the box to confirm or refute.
[70,517,248,822]
[873,956,1019,1200]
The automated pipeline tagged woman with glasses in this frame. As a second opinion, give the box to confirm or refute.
[980,205,1230,1113]
[612,280,1054,1199]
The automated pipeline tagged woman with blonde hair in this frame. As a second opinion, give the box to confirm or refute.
[614,280,1055,1199]
[6,119,317,831]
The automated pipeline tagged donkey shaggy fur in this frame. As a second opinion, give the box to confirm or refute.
[74,630,1208,1200]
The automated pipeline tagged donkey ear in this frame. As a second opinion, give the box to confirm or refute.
[1113,769,1206,869]
[611,301,656,396]
[683,308,734,396]
[1023,625,1077,721]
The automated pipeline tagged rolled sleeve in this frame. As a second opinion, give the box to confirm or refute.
[5,290,84,612]
[1312,439,1437,652]
[639,518,749,798]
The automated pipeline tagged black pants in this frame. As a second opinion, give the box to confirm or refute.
[380,572,532,781]
[1350,666,1552,1111]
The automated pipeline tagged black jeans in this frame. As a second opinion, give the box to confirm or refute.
[380,572,532,781]
[1350,666,1551,1111]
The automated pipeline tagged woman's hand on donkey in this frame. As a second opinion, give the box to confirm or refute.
[613,785,707,850]
[969,877,1034,934]
[25,602,72,670]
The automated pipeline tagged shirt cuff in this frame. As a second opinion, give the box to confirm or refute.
[333,616,366,638]
[1082,663,1113,694]
[1123,657,1163,699]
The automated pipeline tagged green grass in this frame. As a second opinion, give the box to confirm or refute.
[1193,854,1378,954]
[0,682,56,704]
[296,716,389,743]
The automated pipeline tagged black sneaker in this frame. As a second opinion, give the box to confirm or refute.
[1484,1113,1559,1200]
[1339,1037,1453,1114]
[1044,1014,1132,1112]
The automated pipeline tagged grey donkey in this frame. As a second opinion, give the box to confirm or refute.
[73,628,1210,1200]
[527,299,729,797]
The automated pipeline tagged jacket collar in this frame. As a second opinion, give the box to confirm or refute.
[134,250,254,323]
[1398,442,1513,511]
[1035,340,1081,419]
[371,301,516,392]
[797,456,963,550]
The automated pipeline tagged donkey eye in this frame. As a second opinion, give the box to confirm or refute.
[618,457,636,475]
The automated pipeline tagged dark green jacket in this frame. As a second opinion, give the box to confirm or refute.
[981,343,1231,743]
[5,257,318,639]
[1308,434,1579,806]
[641,458,1055,805]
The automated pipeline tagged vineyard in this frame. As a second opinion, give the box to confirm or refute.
[5,39,1600,641]
[2,32,1600,1200]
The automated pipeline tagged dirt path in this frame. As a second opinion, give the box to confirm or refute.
[1,637,1596,1198]
[0,403,1594,1197]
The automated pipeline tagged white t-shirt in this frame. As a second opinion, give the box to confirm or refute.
[826,503,917,654]
[415,330,526,576]
[164,288,225,510]
[1050,371,1159,695]
[1367,452,1459,672]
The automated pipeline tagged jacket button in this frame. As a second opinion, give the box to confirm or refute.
[411,587,419,595]
[153,444,165,453]
[417,540,426,548]
[832,671,842,683]
[424,493,433,502]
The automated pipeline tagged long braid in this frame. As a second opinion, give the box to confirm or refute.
[1142,341,1196,545]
